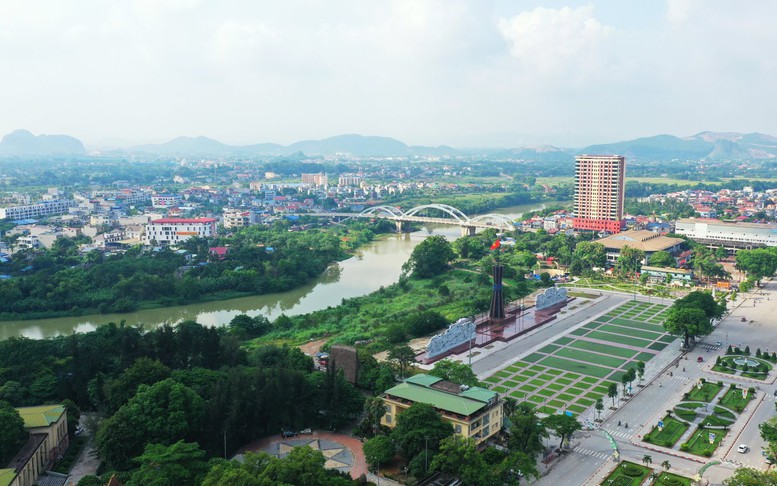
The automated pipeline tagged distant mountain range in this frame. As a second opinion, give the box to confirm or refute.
[0,129,86,156]
[2,129,777,160]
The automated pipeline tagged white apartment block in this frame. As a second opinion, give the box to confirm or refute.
[674,218,777,247]
[223,209,255,229]
[151,195,182,208]
[145,218,217,245]
[0,200,77,220]
[338,174,362,187]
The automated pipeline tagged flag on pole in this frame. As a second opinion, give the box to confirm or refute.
[490,239,501,250]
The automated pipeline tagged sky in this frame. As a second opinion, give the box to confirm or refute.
[1,0,776,148]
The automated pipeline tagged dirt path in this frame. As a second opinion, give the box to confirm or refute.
[299,338,328,356]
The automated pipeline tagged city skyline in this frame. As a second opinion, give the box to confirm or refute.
[1,1,776,148]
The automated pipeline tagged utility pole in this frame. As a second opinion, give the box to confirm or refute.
[223,430,227,459]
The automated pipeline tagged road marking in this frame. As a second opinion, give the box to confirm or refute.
[573,447,611,460]
[602,428,633,439]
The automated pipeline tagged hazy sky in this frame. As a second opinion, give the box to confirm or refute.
[1,0,776,148]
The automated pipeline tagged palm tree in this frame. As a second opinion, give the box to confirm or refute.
[661,460,671,471]
[642,454,653,467]
[649,472,660,483]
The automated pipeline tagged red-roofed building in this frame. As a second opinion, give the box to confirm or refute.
[209,246,229,259]
[145,218,217,245]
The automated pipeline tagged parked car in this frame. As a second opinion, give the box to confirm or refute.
[282,430,298,438]
[742,317,747,322]
[697,356,704,363]
[300,428,312,435]
[737,444,749,453]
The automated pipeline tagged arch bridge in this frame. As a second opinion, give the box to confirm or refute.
[304,203,516,235]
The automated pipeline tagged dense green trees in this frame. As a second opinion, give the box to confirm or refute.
[0,223,384,319]
[403,235,456,278]
[428,360,479,387]
[543,414,582,451]
[736,248,777,282]
[663,291,724,349]
[392,402,454,460]
[96,379,206,470]
[0,401,26,465]
[507,402,548,458]
[648,251,675,268]
[722,467,777,485]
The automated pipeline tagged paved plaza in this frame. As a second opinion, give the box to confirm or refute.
[483,300,671,416]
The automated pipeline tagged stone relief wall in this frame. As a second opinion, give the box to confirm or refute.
[426,317,475,359]
[536,286,568,310]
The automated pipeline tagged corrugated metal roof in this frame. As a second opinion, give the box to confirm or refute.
[385,382,486,416]
[0,469,17,486]
[405,374,443,387]
[17,405,65,428]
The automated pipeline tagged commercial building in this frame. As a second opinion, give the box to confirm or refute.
[338,174,362,187]
[594,230,685,265]
[151,194,181,209]
[381,374,503,446]
[674,218,777,249]
[144,217,217,245]
[0,405,69,486]
[573,155,626,234]
[0,200,77,221]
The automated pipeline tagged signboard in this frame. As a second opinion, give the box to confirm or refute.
[709,433,716,444]
[657,420,664,431]
[743,388,748,399]
[565,411,574,417]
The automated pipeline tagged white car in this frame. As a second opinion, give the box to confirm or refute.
[737,444,749,453]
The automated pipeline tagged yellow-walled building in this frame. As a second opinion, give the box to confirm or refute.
[381,374,503,445]
[0,405,69,486]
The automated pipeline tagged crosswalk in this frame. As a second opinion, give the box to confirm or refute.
[696,343,721,351]
[573,446,611,460]
[602,428,633,439]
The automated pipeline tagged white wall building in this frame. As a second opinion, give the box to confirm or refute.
[0,200,77,220]
[674,218,777,248]
[151,195,182,209]
[144,217,217,245]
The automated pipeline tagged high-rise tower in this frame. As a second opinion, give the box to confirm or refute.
[572,155,625,234]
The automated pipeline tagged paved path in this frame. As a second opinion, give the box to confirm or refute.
[463,291,629,378]
[239,430,368,479]
[538,279,777,486]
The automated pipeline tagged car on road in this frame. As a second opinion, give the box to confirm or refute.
[697,356,704,363]
[742,317,747,322]
[737,444,749,453]
[715,341,723,347]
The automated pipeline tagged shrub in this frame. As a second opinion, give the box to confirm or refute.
[717,381,723,386]
[623,465,644,477]
[727,345,733,354]
[757,348,762,357]
[700,378,706,383]
[749,387,756,393]
[745,345,751,355]
[703,450,713,457]
[716,356,722,365]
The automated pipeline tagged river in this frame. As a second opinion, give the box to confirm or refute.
[0,201,559,339]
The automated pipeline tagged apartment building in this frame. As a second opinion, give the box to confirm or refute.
[573,155,626,234]
[0,200,77,221]
[144,217,217,245]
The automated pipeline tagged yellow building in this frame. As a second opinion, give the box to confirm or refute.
[381,374,503,445]
[0,405,69,486]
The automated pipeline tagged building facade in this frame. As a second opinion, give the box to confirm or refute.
[0,405,69,486]
[381,374,503,446]
[573,155,626,234]
[674,218,777,248]
[222,209,255,229]
[151,194,182,209]
[144,217,217,245]
[301,173,328,186]
[0,200,77,221]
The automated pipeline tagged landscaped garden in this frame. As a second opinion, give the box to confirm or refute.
[712,346,774,380]
[600,461,651,486]
[485,301,672,416]
[600,461,694,486]
[643,416,689,448]
[642,380,753,456]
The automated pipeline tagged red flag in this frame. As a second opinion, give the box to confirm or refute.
[490,239,501,250]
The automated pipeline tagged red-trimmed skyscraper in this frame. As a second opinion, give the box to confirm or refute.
[572,154,626,234]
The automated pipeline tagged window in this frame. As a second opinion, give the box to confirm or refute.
[455,424,462,433]
[385,414,392,424]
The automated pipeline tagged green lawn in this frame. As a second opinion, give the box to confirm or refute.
[685,427,726,457]
[568,340,639,359]
[554,347,628,368]
[539,344,561,354]
[537,356,614,378]
[598,324,662,341]
[644,416,689,448]
[546,383,564,391]
[587,331,653,348]
[719,388,754,412]
[655,472,693,486]
[522,353,544,363]
[649,342,668,351]
[687,383,722,402]
[609,317,666,333]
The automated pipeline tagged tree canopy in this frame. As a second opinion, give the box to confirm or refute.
[0,401,26,466]
[403,235,455,278]
[392,402,454,458]
[428,360,479,387]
